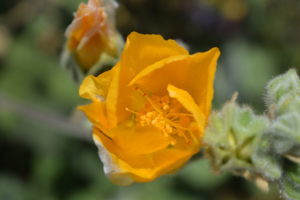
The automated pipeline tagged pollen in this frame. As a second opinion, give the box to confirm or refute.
[126,88,194,145]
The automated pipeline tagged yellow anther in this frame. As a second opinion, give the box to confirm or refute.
[126,87,195,145]
[162,104,169,110]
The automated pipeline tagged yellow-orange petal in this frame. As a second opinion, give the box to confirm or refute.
[128,54,189,94]
[93,129,196,183]
[120,32,188,80]
[151,148,196,178]
[167,84,206,137]
[128,54,189,88]
[78,102,109,132]
[93,127,153,168]
[92,134,134,186]
[79,66,116,100]
[126,48,220,117]
[109,126,169,155]
[105,64,120,127]
[185,47,220,116]
[113,32,189,122]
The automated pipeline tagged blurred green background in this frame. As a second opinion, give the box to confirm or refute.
[0,0,299,199]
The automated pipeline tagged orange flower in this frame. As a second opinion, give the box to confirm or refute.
[65,0,121,71]
[79,32,220,185]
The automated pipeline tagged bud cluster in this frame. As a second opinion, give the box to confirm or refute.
[205,69,300,199]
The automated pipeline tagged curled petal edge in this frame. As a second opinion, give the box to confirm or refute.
[92,134,134,186]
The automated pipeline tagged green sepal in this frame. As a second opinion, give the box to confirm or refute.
[204,98,271,176]
[252,134,282,180]
[270,113,300,156]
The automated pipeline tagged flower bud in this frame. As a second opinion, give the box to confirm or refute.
[205,70,300,196]
[265,69,300,159]
[266,69,299,107]
[204,97,271,176]
[63,0,123,74]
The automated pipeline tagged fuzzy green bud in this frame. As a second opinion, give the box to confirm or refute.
[263,69,300,199]
[204,69,300,198]
[204,96,273,177]
[265,69,300,158]
[266,69,299,107]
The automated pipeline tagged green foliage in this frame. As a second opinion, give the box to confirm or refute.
[224,39,278,106]
[179,159,229,190]
[0,176,25,200]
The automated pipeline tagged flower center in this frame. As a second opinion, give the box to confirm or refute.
[126,87,194,145]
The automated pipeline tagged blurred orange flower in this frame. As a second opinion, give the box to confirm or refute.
[79,32,220,185]
[65,0,121,71]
